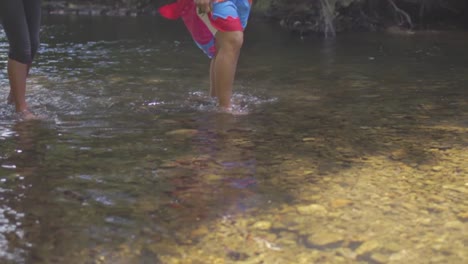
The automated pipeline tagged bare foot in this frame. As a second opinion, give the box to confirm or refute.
[16,110,40,121]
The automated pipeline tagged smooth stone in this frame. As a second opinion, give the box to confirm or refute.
[383,242,402,252]
[296,204,328,216]
[457,212,468,221]
[443,185,467,194]
[226,251,249,261]
[389,250,408,261]
[336,248,357,260]
[370,253,389,263]
[330,199,353,208]
[165,129,198,136]
[431,244,444,251]
[159,162,177,168]
[426,204,447,212]
[428,195,446,203]
[417,165,432,171]
[444,221,464,229]
[355,240,381,256]
[278,232,298,246]
[190,226,209,238]
[390,149,407,160]
[202,174,223,181]
[252,221,272,230]
[306,231,344,247]
[415,218,432,225]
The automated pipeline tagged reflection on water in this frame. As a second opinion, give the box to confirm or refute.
[1,16,467,263]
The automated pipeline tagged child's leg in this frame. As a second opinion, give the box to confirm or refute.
[210,58,217,97]
[209,0,249,109]
[213,30,243,109]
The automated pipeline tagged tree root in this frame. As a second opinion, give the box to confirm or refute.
[387,0,413,28]
[320,0,336,38]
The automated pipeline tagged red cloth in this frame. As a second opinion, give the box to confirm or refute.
[158,2,183,20]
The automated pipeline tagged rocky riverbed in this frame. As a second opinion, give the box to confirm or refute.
[69,139,468,263]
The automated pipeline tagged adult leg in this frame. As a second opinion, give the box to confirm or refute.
[11,0,42,108]
[24,0,42,65]
[8,60,29,113]
[1,0,35,113]
[10,0,42,110]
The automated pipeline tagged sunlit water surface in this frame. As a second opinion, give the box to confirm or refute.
[0,16,467,263]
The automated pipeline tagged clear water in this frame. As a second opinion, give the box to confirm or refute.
[0,16,467,263]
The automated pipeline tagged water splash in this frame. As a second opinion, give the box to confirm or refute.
[183,91,277,115]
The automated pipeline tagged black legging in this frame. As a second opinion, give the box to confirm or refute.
[0,0,42,65]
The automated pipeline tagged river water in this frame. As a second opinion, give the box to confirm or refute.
[0,15,467,263]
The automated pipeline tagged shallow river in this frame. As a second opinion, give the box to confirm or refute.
[0,15,467,263]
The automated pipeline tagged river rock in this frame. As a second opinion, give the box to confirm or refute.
[159,161,177,168]
[227,251,249,261]
[278,231,298,246]
[165,129,198,136]
[252,221,272,230]
[456,212,468,222]
[190,226,209,238]
[382,242,402,253]
[306,231,344,247]
[336,248,357,260]
[370,253,389,263]
[355,240,381,256]
[202,174,223,181]
[330,199,353,208]
[296,204,328,216]
[390,149,408,160]
[443,185,467,194]
[417,164,432,171]
[443,221,464,229]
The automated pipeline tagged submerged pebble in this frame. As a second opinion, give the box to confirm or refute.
[296,204,328,216]
[306,231,344,248]
[165,129,198,137]
[355,240,381,256]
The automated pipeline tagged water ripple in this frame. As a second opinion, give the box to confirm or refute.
[0,203,25,262]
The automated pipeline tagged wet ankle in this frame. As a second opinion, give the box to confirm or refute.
[16,110,38,120]
[15,104,29,113]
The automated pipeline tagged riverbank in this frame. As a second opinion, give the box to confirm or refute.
[42,1,144,17]
[42,0,467,35]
